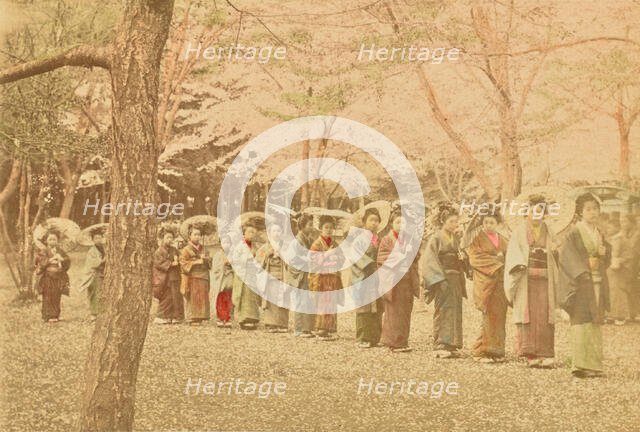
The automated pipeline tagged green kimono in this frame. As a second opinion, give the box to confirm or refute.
[558,222,611,373]
[232,240,261,325]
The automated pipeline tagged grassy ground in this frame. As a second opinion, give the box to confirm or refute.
[1,251,639,432]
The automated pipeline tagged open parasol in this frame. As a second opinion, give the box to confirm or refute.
[77,223,109,247]
[179,215,217,245]
[345,200,391,233]
[503,185,575,235]
[33,218,81,252]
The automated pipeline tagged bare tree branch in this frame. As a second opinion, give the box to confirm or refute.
[416,65,497,198]
[465,36,640,57]
[0,45,110,84]
[0,159,21,205]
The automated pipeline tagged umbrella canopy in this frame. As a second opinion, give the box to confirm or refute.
[77,223,109,247]
[179,215,217,245]
[33,218,81,252]
[345,200,391,233]
[503,186,575,235]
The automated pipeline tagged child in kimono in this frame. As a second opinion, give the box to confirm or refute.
[558,193,610,378]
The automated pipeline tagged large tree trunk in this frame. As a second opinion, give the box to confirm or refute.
[78,1,174,431]
[58,158,80,219]
[471,5,523,200]
[618,126,631,185]
[497,98,522,200]
[614,90,633,186]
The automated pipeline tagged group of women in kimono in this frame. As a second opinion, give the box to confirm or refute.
[422,192,631,378]
[34,191,636,379]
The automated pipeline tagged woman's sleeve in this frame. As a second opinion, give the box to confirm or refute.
[61,251,71,272]
[34,251,47,274]
[179,247,196,274]
[423,236,445,288]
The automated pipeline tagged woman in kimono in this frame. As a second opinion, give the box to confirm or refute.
[152,229,183,324]
[79,228,106,321]
[309,215,343,341]
[424,205,467,359]
[179,227,212,325]
[257,223,289,333]
[620,214,640,320]
[213,235,234,328]
[351,208,383,348]
[605,218,633,325]
[285,214,315,338]
[232,224,261,330]
[467,214,508,362]
[558,193,610,378]
[378,212,420,353]
[35,231,71,323]
[504,195,558,368]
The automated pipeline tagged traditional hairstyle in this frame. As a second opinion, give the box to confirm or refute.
[90,226,106,239]
[158,224,177,239]
[41,229,60,243]
[319,215,336,228]
[527,193,547,207]
[187,224,201,237]
[362,207,381,224]
[575,192,600,217]
[242,222,256,233]
[435,202,457,227]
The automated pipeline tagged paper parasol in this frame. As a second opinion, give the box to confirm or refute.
[77,223,109,247]
[503,185,575,235]
[33,218,81,252]
[179,215,218,245]
[345,200,391,233]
